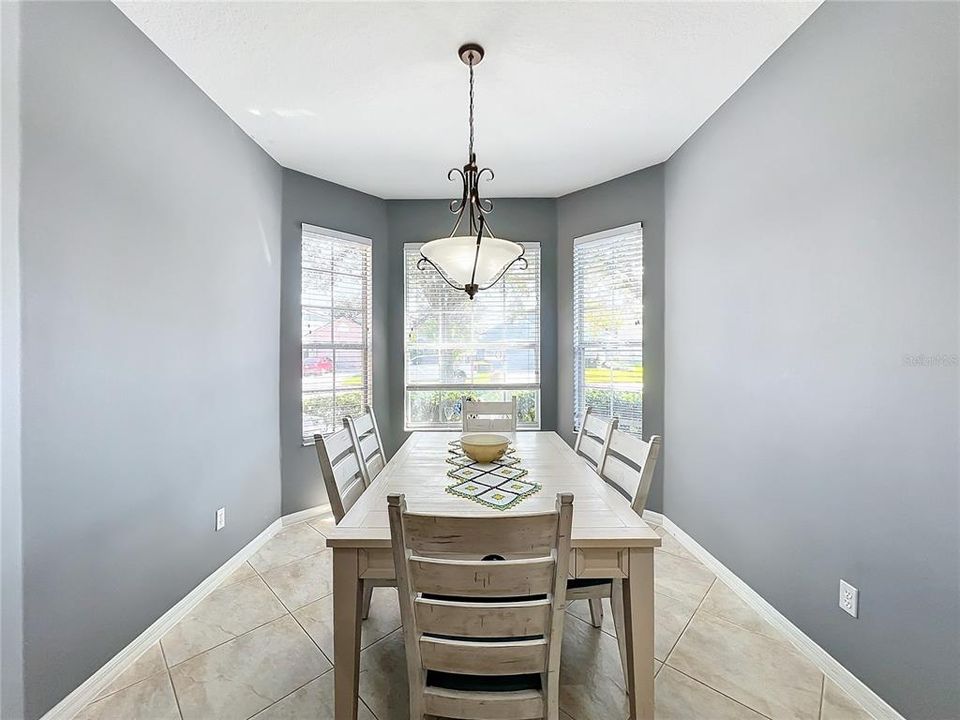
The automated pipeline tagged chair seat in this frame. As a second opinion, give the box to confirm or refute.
[427,670,542,693]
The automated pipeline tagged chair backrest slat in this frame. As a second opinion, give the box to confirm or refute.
[322,426,354,459]
[462,398,518,433]
[414,597,551,638]
[419,636,547,676]
[359,433,379,462]
[410,556,555,597]
[314,426,366,523]
[388,493,573,720]
[402,512,559,556]
[583,412,610,437]
[573,407,617,470]
[599,431,662,515]
[577,434,604,465]
[344,405,388,486]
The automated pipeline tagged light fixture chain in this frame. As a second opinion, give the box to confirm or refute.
[468,57,475,158]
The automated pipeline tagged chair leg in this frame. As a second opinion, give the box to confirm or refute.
[361,583,374,620]
[588,597,604,628]
[610,579,629,683]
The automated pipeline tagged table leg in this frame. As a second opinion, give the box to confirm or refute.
[333,548,362,720]
[622,548,655,720]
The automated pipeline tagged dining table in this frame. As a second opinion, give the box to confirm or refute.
[325,430,661,720]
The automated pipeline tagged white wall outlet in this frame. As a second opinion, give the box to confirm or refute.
[839,579,858,618]
[216,507,226,532]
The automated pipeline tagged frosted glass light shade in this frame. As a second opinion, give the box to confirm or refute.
[420,236,524,288]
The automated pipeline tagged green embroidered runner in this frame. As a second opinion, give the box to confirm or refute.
[445,439,541,510]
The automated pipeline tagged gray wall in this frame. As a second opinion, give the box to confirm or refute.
[1,2,25,717]
[663,2,958,717]
[385,199,558,454]
[279,169,389,515]
[18,3,282,717]
[556,166,665,511]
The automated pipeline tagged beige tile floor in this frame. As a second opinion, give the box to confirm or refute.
[74,517,877,720]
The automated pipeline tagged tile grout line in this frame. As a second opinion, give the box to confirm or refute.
[661,577,716,666]
[166,666,186,720]
[73,667,172,714]
[663,603,816,720]
[656,527,804,651]
[164,607,299,672]
[243,666,335,720]
[356,627,405,720]
[359,696,378,720]
[666,664,776,720]
[819,674,826,720]
[249,559,336,667]
[562,610,630,697]
[251,546,330,577]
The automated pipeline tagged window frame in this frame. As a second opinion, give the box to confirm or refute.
[572,221,644,436]
[300,223,373,445]
[402,241,542,432]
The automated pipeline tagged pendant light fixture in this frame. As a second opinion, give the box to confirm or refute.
[417,44,526,300]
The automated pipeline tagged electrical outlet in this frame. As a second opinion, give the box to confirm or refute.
[839,579,858,618]
[216,507,226,532]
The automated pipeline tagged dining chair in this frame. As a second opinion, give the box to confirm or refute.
[566,429,663,674]
[344,405,388,486]
[569,408,618,627]
[314,425,394,619]
[387,492,574,720]
[461,397,518,433]
[573,407,617,471]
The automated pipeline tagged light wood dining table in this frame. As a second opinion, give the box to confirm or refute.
[325,430,660,720]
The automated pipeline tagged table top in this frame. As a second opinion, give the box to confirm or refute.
[325,431,660,549]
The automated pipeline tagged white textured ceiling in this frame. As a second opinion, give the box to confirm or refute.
[116,1,820,198]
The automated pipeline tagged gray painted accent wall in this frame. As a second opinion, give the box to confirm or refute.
[556,166,665,511]
[18,3,282,717]
[279,169,389,515]
[385,199,558,454]
[663,2,959,717]
[1,2,25,718]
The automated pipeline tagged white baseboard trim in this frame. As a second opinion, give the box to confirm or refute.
[659,515,904,720]
[280,503,333,527]
[41,518,283,720]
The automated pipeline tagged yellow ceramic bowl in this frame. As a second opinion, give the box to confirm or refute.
[460,433,510,463]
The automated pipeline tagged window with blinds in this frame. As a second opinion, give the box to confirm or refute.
[301,224,372,443]
[404,242,541,430]
[573,223,643,435]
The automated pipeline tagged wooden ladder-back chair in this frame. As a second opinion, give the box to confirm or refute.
[599,430,662,517]
[570,407,617,627]
[573,407,617,471]
[387,493,574,720]
[314,426,394,619]
[344,405,388,486]
[462,398,518,433]
[567,429,663,674]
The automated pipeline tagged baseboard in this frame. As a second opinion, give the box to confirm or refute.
[280,502,332,527]
[41,518,282,720]
[659,515,904,720]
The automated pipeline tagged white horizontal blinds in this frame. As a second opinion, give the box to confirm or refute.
[404,242,541,429]
[573,224,643,435]
[301,225,373,442]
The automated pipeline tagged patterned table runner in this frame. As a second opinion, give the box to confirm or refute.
[445,439,541,510]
